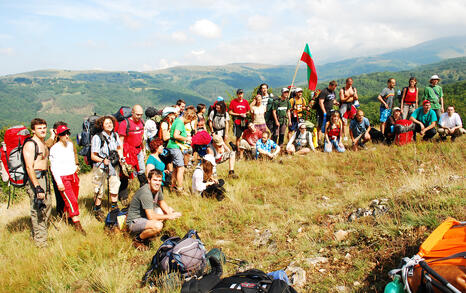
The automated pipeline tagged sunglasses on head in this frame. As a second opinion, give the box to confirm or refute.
[59,130,71,136]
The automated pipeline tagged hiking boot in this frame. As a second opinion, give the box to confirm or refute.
[133,238,150,251]
[94,209,105,222]
[73,221,87,236]
[228,171,239,179]
[451,136,457,142]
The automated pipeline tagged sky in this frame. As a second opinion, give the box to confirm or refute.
[0,0,465,76]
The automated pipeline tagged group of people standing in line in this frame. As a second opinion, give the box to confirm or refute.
[20,74,464,248]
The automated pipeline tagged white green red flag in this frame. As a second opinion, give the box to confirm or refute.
[300,44,318,90]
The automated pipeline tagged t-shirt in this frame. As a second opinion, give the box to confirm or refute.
[318,88,336,113]
[350,117,370,137]
[273,98,291,123]
[379,88,395,109]
[126,184,164,224]
[251,104,266,124]
[208,110,229,131]
[242,129,262,146]
[412,108,437,126]
[192,167,207,194]
[261,95,270,107]
[167,118,187,149]
[146,155,166,183]
[265,96,277,122]
[229,98,250,125]
[424,85,443,110]
[439,113,462,129]
[290,97,307,118]
[118,118,144,148]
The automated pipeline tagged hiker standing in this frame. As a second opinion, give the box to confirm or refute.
[410,100,437,141]
[400,77,418,120]
[424,75,444,121]
[117,105,146,202]
[143,106,159,149]
[176,99,186,117]
[91,116,123,221]
[49,125,86,235]
[208,101,229,141]
[289,87,308,140]
[23,118,51,247]
[377,78,396,135]
[229,89,251,151]
[258,83,277,137]
[272,88,292,145]
[250,94,268,133]
[317,81,339,143]
[45,121,79,217]
[126,169,181,250]
[339,78,359,139]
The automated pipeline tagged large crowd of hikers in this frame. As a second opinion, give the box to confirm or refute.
[1,74,464,291]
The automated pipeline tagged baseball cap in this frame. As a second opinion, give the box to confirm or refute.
[236,89,244,95]
[430,75,440,80]
[392,107,401,112]
[56,125,70,135]
[281,88,290,94]
[162,106,176,118]
[296,87,303,92]
[217,96,224,102]
[422,100,431,105]
[203,154,216,166]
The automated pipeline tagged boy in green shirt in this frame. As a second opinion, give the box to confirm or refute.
[424,75,444,121]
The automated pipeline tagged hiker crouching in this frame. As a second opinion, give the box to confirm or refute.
[23,118,51,248]
[126,169,181,250]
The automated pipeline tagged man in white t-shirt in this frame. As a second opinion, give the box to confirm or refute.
[438,105,465,142]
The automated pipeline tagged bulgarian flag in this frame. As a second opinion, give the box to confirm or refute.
[300,44,318,90]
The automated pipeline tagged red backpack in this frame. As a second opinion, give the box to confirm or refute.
[0,125,38,187]
[395,119,414,146]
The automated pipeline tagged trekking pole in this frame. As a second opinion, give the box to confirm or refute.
[105,165,110,212]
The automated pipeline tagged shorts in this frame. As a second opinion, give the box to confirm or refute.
[340,103,356,123]
[254,123,268,133]
[233,124,247,138]
[216,151,234,164]
[128,218,147,234]
[92,166,121,197]
[379,107,391,123]
[288,118,299,132]
[168,148,184,167]
[317,112,326,129]
[239,139,255,152]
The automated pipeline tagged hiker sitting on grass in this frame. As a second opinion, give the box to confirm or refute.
[256,131,280,160]
[127,169,181,250]
[349,110,371,151]
[192,154,226,201]
[410,100,437,141]
[438,105,465,142]
[91,116,123,222]
[207,135,238,178]
[384,107,402,145]
[286,122,315,155]
[146,137,169,187]
[324,112,345,153]
[239,122,262,159]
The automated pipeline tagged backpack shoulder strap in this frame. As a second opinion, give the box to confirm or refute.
[24,138,39,161]
[125,118,130,136]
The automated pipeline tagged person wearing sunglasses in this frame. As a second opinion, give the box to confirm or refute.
[49,125,86,235]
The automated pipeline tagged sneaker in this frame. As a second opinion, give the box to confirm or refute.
[133,238,150,251]
[94,209,105,222]
[359,143,368,150]
[228,171,239,179]
[73,221,87,236]
[451,136,456,142]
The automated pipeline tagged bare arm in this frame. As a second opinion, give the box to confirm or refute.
[400,88,407,110]
[273,110,279,125]
[145,200,181,221]
[173,129,188,142]
[377,95,388,108]
[319,99,326,114]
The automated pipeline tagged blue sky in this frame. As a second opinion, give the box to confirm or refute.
[0,0,465,75]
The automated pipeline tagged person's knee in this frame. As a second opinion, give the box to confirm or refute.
[146,220,163,233]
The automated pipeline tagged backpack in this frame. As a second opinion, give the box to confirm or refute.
[113,106,132,122]
[0,125,39,208]
[397,87,407,104]
[142,230,207,286]
[311,89,322,110]
[78,130,117,166]
[77,114,100,165]
[0,125,38,187]
[210,269,298,293]
[394,119,414,146]
[104,207,128,231]
[211,109,227,133]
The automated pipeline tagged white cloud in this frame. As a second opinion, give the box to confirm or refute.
[158,58,180,69]
[171,31,188,42]
[191,49,206,56]
[0,48,14,56]
[247,15,272,31]
[189,19,221,39]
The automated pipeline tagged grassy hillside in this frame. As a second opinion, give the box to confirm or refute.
[0,139,464,292]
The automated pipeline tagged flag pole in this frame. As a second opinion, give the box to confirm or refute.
[290,53,301,89]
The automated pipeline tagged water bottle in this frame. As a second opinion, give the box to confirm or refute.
[384,275,404,293]
[321,113,327,133]
[312,128,318,148]
[354,100,360,108]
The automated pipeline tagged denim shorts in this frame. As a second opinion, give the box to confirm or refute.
[379,107,392,123]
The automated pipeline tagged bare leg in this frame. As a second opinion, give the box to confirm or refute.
[140,220,163,240]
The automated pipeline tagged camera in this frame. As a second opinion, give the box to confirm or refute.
[108,150,120,167]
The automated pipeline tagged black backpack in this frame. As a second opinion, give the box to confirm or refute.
[77,114,100,165]
[113,106,132,122]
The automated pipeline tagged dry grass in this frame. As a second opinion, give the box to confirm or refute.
[0,138,464,292]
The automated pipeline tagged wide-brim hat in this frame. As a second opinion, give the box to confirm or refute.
[430,75,440,80]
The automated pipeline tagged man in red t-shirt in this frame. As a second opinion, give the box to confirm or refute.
[118,105,146,199]
[239,122,262,159]
[229,89,250,151]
